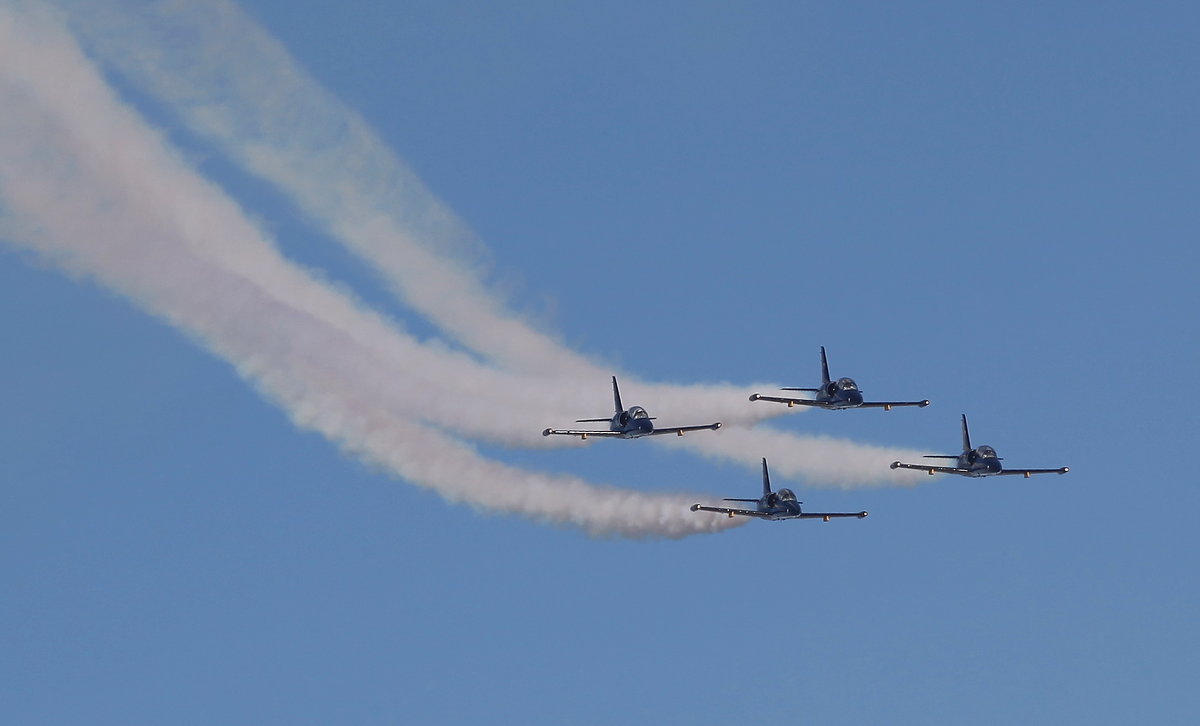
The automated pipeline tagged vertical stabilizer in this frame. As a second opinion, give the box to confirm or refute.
[611,376,624,414]
[819,346,832,386]
[961,414,972,452]
[761,458,773,497]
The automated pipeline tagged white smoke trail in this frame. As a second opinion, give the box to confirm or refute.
[50,0,599,378]
[47,0,934,488]
[0,2,747,538]
[0,3,768,453]
[39,0,796,392]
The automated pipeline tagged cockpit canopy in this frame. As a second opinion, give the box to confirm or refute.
[776,488,797,502]
[837,377,859,391]
[629,406,650,419]
[976,445,998,458]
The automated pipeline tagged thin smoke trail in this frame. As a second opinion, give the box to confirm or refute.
[51,0,597,378]
[0,3,746,538]
[42,0,810,391]
[0,5,771,452]
[1,0,931,495]
[49,0,934,488]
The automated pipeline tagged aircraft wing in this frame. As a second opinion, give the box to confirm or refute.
[858,400,931,410]
[748,393,829,408]
[690,504,770,518]
[647,423,722,437]
[794,511,869,520]
[890,461,968,476]
[996,467,1070,478]
[542,428,624,439]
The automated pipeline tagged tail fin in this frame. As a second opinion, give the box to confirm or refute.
[819,346,831,386]
[611,376,624,414]
[961,414,972,452]
[761,458,773,497]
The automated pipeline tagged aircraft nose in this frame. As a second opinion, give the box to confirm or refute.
[846,391,864,406]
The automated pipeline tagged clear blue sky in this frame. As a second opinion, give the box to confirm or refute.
[3,1,1197,723]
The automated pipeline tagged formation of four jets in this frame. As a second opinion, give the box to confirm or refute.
[543,347,1069,523]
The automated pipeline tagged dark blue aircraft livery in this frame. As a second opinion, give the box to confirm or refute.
[542,376,721,440]
[749,346,930,410]
[890,414,1069,478]
[691,458,868,521]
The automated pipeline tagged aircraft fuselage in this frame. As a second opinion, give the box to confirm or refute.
[760,502,803,520]
[806,377,865,408]
[612,413,655,438]
[752,490,804,519]
[610,405,656,438]
[957,449,1005,476]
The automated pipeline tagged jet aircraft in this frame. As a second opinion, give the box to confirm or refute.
[890,414,1069,478]
[690,458,868,521]
[749,346,930,410]
[542,376,721,440]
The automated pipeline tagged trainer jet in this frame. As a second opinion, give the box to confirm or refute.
[542,376,721,440]
[691,458,868,521]
[890,414,1069,478]
[749,346,930,410]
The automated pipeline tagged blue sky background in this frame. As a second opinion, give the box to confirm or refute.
[3,1,1198,723]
